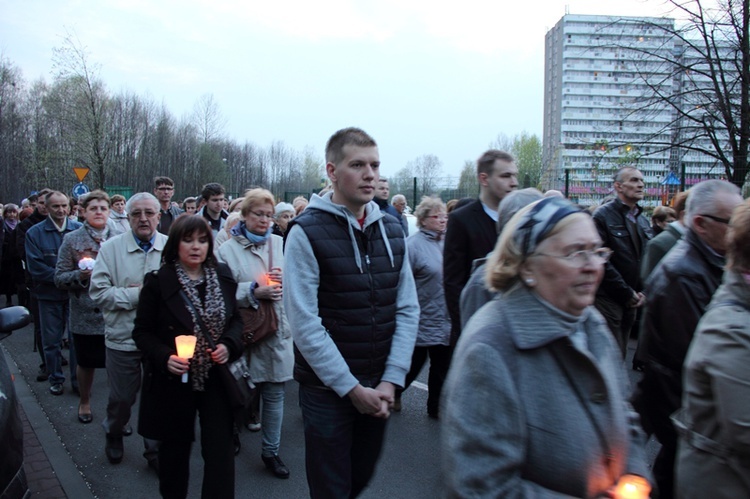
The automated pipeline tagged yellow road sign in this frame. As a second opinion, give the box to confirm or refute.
[73,167,90,182]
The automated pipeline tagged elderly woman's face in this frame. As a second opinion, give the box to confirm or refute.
[422,207,447,233]
[244,202,274,235]
[275,211,294,232]
[522,216,604,316]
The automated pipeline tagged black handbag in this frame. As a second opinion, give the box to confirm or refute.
[178,290,253,412]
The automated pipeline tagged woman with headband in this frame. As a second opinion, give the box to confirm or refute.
[441,197,651,497]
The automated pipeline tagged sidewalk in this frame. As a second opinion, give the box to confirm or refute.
[7,346,93,499]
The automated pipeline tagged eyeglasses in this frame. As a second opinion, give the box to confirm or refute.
[249,210,273,220]
[699,213,730,225]
[533,247,613,267]
[129,210,158,219]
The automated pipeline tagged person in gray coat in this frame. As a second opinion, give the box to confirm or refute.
[394,196,450,418]
[442,197,651,497]
[55,190,112,424]
[674,198,750,498]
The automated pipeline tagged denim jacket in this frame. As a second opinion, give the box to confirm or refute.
[25,217,82,301]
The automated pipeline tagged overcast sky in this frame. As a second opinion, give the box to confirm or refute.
[0,0,674,178]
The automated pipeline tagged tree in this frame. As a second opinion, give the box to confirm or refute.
[511,132,544,188]
[192,93,227,144]
[612,1,750,187]
[405,154,443,196]
[50,31,112,189]
[457,160,479,197]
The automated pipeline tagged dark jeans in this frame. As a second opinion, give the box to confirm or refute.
[29,293,44,366]
[158,374,235,499]
[299,385,388,499]
[38,299,76,387]
[403,344,452,416]
[594,294,636,358]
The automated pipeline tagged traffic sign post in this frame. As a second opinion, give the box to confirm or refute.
[73,167,90,182]
[72,183,90,199]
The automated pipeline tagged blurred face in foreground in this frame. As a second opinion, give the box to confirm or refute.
[523,215,606,316]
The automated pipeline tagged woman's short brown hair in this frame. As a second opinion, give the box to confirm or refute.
[81,190,111,209]
[111,194,126,204]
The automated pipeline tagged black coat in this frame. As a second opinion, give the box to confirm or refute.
[593,198,654,304]
[632,229,724,435]
[443,199,497,336]
[133,262,244,441]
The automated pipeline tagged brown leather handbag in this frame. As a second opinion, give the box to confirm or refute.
[240,301,278,345]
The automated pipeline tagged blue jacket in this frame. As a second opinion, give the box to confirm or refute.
[25,217,82,300]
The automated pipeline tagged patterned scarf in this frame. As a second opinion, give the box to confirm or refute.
[84,221,110,244]
[174,262,227,391]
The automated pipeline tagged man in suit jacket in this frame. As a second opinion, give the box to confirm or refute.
[443,150,518,343]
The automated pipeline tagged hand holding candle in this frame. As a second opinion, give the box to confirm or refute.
[78,257,95,271]
[613,475,651,499]
[175,335,197,383]
[267,267,283,285]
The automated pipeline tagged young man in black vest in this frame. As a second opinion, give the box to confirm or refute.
[284,127,419,498]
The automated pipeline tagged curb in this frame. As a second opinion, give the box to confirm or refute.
[6,345,95,499]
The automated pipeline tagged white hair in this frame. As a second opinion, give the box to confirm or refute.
[685,180,741,229]
[125,192,159,213]
[391,194,406,205]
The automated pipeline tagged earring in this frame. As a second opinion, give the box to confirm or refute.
[525,277,536,286]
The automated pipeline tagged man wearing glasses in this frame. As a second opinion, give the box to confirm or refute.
[154,176,182,235]
[632,179,742,499]
[90,192,166,471]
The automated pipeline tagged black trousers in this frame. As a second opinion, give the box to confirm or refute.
[158,374,235,499]
[403,344,452,416]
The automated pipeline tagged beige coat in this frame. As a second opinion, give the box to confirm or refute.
[675,270,750,498]
[216,231,292,383]
[89,231,168,351]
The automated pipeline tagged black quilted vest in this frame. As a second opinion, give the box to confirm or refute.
[290,208,406,389]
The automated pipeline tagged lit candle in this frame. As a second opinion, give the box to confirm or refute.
[78,257,95,271]
[613,475,651,499]
[175,335,197,383]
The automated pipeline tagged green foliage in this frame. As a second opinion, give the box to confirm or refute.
[457,160,479,197]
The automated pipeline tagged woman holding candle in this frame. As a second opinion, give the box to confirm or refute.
[441,197,651,498]
[217,188,293,479]
[54,190,112,424]
[133,215,243,499]
[673,199,750,498]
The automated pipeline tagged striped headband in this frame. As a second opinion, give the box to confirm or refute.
[513,197,583,257]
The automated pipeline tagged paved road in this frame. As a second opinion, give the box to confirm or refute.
[3,319,442,498]
[3,314,658,498]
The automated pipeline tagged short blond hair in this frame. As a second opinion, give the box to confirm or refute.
[240,189,275,216]
[413,196,445,228]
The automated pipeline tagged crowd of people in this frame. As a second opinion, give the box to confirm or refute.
[1,126,748,498]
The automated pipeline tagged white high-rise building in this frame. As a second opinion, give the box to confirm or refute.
[542,14,725,204]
